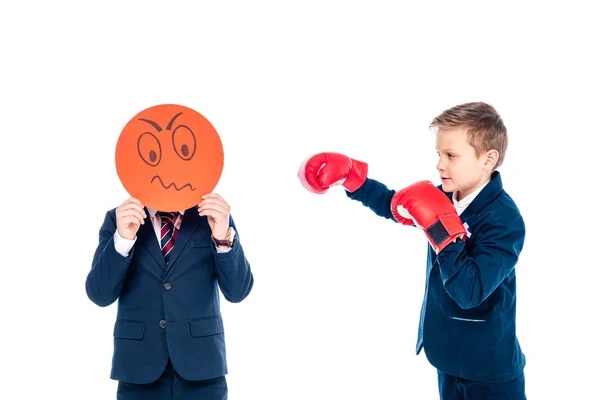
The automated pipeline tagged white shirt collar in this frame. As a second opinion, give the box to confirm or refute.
[452,179,490,215]
[146,207,186,218]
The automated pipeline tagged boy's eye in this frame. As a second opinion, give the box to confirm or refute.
[447,153,455,158]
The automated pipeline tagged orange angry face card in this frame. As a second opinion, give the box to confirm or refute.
[115,104,224,211]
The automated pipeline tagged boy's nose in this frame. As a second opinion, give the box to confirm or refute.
[436,159,445,171]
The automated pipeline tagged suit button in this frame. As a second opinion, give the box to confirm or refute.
[159,320,166,328]
[163,282,172,291]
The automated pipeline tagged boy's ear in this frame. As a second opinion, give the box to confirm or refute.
[483,149,499,170]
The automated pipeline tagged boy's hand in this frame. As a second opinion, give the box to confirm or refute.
[198,193,230,240]
[391,181,466,254]
[116,197,146,240]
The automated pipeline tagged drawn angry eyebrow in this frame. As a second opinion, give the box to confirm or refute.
[139,118,162,132]
[138,112,183,133]
[166,112,183,130]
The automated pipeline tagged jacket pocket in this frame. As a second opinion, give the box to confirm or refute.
[189,316,224,337]
[114,320,146,340]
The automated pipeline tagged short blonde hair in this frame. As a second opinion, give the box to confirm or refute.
[431,102,508,169]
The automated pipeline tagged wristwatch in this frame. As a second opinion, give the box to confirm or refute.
[212,227,236,248]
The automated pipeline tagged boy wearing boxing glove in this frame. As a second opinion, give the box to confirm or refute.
[298,102,527,400]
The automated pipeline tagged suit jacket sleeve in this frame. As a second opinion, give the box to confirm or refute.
[85,210,133,307]
[212,215,254,303]
[345,178,397,221]
[436,214,526,310]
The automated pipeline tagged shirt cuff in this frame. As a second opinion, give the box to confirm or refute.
[215,245,232,253]
[114,230,136,257]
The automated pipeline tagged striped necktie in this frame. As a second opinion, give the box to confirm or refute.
[158,211,179,264]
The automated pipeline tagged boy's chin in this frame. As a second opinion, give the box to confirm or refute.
[440,182,454,192]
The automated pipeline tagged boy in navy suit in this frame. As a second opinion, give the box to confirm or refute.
[86,193,254,400]
[298,102,527,399]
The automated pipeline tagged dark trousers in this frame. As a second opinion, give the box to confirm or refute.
[117,360,228,400]
[437,370,526,400]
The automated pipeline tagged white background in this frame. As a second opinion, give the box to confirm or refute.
[1,1,598,399]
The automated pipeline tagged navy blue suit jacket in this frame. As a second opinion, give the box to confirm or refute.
[85,207,254,384]
[347,171,526,383]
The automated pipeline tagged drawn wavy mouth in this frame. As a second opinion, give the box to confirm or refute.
[151,175,196,191]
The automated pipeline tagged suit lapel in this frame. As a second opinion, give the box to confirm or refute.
[165,208,201,274]
[138,210,166,268]
[458,171,503,222]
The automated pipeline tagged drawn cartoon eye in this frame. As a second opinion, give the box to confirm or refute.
[172,125,197,161]
[137,132,162,166]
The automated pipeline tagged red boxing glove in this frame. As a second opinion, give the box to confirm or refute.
[390,180,466,253]
[298,152,368,194]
